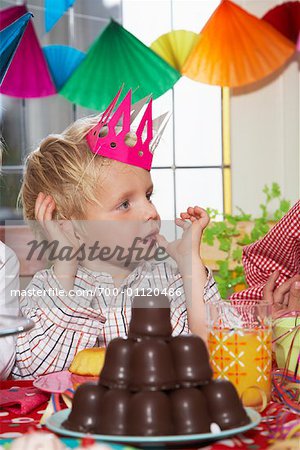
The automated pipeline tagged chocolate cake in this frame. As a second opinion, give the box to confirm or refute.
[202,379,250,430]
[170,335,213,386]
[128,293,172,339]
[170,388,211,434]
[130,337,177,391]
[100,338,132,389]
[63,382,106,433]
[64,294,250,436]
[128,391,174,436]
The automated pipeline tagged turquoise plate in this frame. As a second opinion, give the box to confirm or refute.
[0,438,130,449]
[45,407,261,447]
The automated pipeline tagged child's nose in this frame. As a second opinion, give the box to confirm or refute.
[141,201,159,222]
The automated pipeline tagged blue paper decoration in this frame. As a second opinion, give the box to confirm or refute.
[0,12,32,84]
[45,0,76,32]
[43,45,85,90]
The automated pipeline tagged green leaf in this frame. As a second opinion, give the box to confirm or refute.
[203,228,215,246]
[279,199,291,214]
[235,207,252,221]
[231,274,246,286]
[232,247,243,262]
[216,260,229,277]
[271,182,281,199]
[259,203,268,219]
[250,222,269,241]
[218,237,231,252]
[233,265,245,276]
[238,234,253,245]
[263,185,271,203]
[206,208,220,219]
[224,214,237,225]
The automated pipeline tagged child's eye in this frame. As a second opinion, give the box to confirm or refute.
[118,200,130,210]
[146,192,153,202]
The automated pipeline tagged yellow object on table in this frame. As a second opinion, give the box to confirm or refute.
[69,347,106,376]
[208,328,272,409]
[273,316,300,374]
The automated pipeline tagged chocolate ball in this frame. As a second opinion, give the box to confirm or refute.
[202,380,250,430]
[170,388,211,434]
[128,294,172,339]
[96,389,131,435]
[100,338,132,389]
[63,382,106,433]
[128,391,174,436]
[170,335,213,386]
[130,338,177,391]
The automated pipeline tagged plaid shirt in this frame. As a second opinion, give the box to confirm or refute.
[12,259,220,379]
[231,201,300,300]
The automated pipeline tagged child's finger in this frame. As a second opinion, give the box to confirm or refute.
[44,199,55,221]
[282,292,290,307]
[263,271,280,303]
[273,275,300,304]
[35,192,46,219]
[194,206,209,219]
[180,212,191,220]
[36,195,52,224]
[287,281,300,311]
[175,218,191,231]
[187,206,194,216]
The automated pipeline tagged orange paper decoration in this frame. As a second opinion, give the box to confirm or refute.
[182,0,295,87]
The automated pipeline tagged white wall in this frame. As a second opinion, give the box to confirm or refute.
[230,0,300,216]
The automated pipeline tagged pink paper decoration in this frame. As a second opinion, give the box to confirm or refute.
[0,5,56,98]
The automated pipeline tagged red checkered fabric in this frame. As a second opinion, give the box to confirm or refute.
[231,201,300,300]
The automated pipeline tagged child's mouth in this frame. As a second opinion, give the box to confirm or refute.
[143,231,158,245]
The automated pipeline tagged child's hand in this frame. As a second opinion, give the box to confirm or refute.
[35,192,80,255]
[35,193,81,293]
[156,206,209,268]
[263,271,300,317]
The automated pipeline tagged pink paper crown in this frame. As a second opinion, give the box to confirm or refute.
[86,88,168,171]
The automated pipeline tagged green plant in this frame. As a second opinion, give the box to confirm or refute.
[203,183,291,298]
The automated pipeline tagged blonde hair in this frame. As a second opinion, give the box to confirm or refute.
[20,117,140,223]
[20,115,112,222]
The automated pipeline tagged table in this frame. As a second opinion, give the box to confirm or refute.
[0,380,299,449]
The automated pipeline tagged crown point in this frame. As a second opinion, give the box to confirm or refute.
[86,88,168,171]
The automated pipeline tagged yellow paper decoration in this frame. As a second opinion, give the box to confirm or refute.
[150,29,198,72]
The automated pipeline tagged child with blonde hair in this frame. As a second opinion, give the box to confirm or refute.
[12,90,221,379]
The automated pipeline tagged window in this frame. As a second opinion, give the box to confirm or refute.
[0,0,227,226]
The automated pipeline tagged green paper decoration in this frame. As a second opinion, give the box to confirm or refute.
[59,20,180,111]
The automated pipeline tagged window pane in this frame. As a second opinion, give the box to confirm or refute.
[73,14,112,51]
[175,168,223,216]
[151,169,174,220]
[122,0,171,45]
[172,0,219,31]
[75,0,121,21]
[174,78,222,167]
[152,90,173,167]
[0,173,23,221]
[0,96,23,165]
[25,96,74,155]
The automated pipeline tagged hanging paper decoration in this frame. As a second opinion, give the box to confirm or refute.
[182,0,296,87]
[0,5,56,98]
[150,30,198,72]
[0,12,32,84]
[262,2,300,46]
[45,0,76,33]
[60,19,180,111]
[43,45,85,90]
